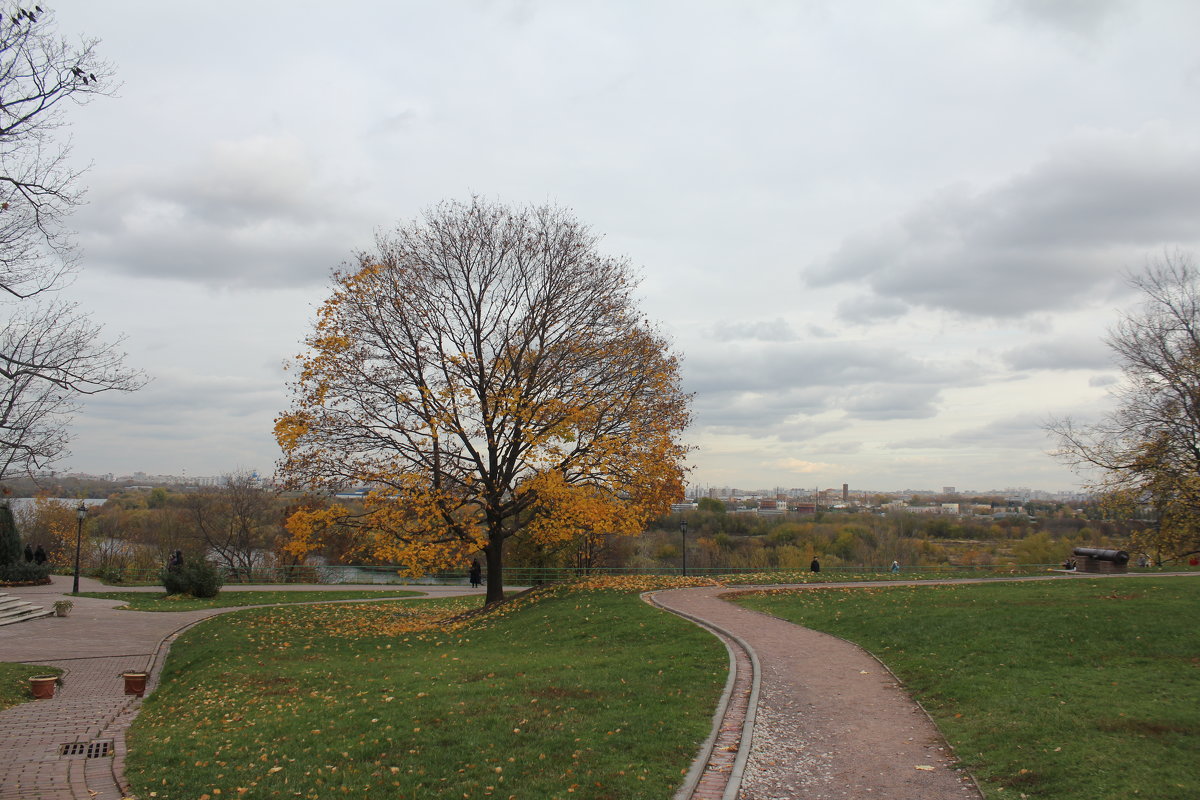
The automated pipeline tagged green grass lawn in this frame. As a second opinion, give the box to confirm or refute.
[716,566,1060,584]
[76,589,423,611]
[733,576,1200,800]
[0,662,63,711]
[125,586,726,800]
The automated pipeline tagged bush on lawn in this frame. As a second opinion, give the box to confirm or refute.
[161,558,223,598]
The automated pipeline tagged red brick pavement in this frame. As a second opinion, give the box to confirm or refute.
[0,576,482,800]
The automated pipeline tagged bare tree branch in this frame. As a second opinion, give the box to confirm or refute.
[0,5,143,482]
[1046,250,1200,562]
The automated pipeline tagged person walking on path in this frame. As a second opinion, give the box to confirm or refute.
[810,556,820,573]
[33,544,46,564]
[891,560,901,573]
[469,559,482,588]
[24,543,33,562]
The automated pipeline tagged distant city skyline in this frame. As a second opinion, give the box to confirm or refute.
[32,1,1200,492]
[48,469,1088,501]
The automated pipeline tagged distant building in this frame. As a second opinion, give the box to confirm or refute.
[758,500,786,515]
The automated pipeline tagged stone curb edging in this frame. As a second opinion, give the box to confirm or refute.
[644,589,763,800]
[641,591,735,800]
[105,611,224,797]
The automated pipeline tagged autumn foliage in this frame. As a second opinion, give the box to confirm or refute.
[276,199,691,600]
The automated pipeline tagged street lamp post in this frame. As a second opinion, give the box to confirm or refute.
[680,520,688,577]
[72,502,87,594]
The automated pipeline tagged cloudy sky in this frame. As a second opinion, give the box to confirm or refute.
[35,0,1200,492]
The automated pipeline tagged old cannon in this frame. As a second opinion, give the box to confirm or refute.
[1072,547,1130,574]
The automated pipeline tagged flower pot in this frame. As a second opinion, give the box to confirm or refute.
[29,675,57,699]
[122,672,148,697]
[54,606,70,617]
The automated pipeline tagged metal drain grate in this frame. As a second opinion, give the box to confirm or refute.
[59,740,112,758]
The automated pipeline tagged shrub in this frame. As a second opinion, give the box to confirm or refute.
[161,558,223,598]
[0,561,51,585]
[87,565,126,584]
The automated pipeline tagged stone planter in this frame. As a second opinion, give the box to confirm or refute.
[29,675,58,699]
[122,672,148,697]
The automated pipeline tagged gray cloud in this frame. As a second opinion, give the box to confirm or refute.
[1001,338,1113,370]
[836,294,908,324]
[888,413,1049,451]
[707,318,798,342]
[840,385,940,421]
[75,138,367,288]
[994,0,1126,38]
[808,133,1200,320]
[81,371,280,424]
[687,340,965,436]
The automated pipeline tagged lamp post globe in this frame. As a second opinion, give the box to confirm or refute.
[71,502,87,594]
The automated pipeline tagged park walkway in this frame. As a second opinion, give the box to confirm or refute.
[0,576,480,800]
[652,572,1199,800]
[651,585,983,800]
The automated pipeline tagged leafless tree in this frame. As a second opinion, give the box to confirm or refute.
[0,6,144,480]
[1047,251,1200,561]
[183,473,282,580]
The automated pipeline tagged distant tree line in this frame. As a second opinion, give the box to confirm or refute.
[3,480,1144,585]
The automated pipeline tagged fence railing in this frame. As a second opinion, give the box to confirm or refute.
[89,562,1075,587]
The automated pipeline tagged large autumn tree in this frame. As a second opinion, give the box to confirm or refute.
[276,199,690,601]
[1047,252,1200,564]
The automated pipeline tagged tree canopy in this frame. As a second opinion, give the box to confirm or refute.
[276,199,691,600]
[1048,252,1200,563]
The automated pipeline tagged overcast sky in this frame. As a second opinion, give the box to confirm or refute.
[37,0,1200,492]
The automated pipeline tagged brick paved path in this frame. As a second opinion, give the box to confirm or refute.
[652,586,983,800]
[0,576,481,800]
[645,593,757,800]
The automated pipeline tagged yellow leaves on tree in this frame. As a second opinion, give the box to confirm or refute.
[16,495,86,568]
[273,413,310,453]
[274,199,692,601]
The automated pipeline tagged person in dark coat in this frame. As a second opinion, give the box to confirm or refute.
[168,550,184,571]
[469,559,482,588]
[810,556,820,573]
[33,545,47,565]
[24,544,34,562]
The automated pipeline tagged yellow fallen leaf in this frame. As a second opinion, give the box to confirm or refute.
[915,765,934,771]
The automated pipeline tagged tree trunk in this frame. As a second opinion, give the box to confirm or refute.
[484,535,505,604]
